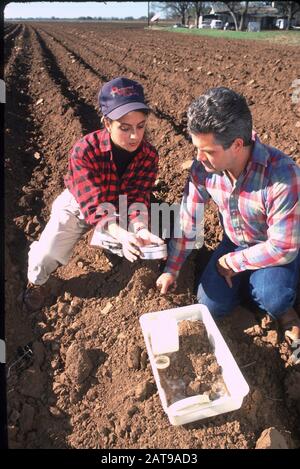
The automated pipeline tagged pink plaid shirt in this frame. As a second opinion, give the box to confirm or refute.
[165,135,300,277]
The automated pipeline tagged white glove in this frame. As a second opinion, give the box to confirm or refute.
[135,228,164,246]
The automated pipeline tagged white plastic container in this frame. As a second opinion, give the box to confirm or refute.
[140,304,249,426]
[148,315,179,355]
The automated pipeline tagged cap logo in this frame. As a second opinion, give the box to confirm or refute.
[110,85,139,98]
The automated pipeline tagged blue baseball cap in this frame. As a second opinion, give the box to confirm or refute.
[98,77,150,120]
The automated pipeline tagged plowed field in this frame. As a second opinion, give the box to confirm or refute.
[4,21,300,449]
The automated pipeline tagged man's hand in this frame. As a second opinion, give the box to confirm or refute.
[216,255,237,288]
[156,273,177,294]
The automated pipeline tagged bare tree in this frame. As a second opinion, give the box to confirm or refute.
[190,1,207,28]
[274,1,300,29]
[221,1,241,31]
[239,0,249,30]
[156,2,192,25]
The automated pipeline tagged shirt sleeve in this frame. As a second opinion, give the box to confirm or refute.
[164,162,210,277]
[66,142,116,226]
[226,164,300,272]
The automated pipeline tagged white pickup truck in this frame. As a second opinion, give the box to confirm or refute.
[211,19,223,29]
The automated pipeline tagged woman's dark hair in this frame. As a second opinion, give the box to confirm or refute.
[187,87,252,148]
[102,109,150,126]
[101,109,151,140]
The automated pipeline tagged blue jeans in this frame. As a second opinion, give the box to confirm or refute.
[197,235,300,320]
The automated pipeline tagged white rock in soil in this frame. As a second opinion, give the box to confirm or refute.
[101,302,113,315]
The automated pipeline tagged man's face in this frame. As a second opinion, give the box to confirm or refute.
[191,132,237,174]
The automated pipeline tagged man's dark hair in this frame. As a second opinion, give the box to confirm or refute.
[187,87,252,149]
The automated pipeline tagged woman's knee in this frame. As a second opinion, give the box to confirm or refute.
[28,220,75,265]
[28,241,58,268]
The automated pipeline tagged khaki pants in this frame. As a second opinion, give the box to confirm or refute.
[28,189,122,285]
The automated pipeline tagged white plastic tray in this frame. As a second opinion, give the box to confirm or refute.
[140,304,249,426]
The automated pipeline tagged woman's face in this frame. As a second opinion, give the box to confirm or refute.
[105,111,147,152]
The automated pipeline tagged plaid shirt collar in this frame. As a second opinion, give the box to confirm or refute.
[99,127,112,153]
[250,133,269,167]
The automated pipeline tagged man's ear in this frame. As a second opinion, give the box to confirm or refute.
[232,137,244,152]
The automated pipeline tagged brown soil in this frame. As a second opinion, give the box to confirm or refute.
[157,320,228,407]
[4,21,300,449]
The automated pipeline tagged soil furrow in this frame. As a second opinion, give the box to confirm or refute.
[35,26,108,81]
[40,26,192,117]
[32,28,98,136]
[38,23,299,157]
[4,23,21,41]
[26,26,84,207]
[30,26,195,200]
[35,26,192,146]
[4,24,24,68]
[5,26,90,448]
[4,25,65,448]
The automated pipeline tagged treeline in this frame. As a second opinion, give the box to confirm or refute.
[6,16,149,21]
[151,1,300,31]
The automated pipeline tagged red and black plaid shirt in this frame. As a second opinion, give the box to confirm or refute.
[64,128,159,227]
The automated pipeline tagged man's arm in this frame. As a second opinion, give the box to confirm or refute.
[157,163,210,293]
[225,165,300,272]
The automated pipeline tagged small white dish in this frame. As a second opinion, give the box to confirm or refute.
[140,243,167,260]
[155,355,170,369]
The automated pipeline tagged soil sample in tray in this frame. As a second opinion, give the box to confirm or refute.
[156,320,229,407]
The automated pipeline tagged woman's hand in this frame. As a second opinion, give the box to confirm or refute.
[135,228,164,247]
[107,224,143,262]
[118,230,143,262]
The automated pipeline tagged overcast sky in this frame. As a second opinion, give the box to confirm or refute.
[4,2,151,19]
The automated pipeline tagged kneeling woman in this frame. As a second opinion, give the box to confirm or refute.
[23,76,163,312]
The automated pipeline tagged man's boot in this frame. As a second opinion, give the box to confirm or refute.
[277,307,300,365]
[277,307,300,343]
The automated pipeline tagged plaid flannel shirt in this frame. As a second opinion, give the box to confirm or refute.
[64,128,158,228]
[165,134,300,277]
